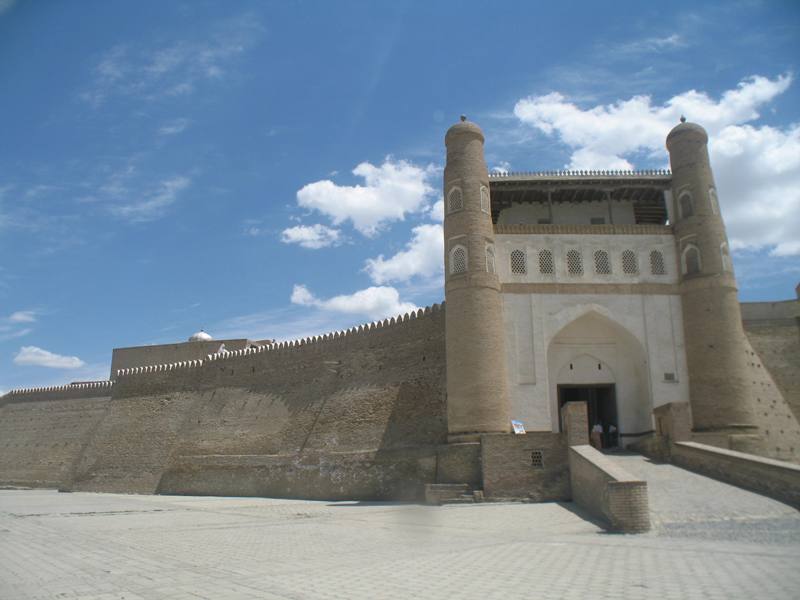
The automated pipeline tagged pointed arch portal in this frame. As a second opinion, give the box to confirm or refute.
[547,311,652,446]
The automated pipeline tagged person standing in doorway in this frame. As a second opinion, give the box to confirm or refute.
[591,422,603,449]
[608,424,618,448]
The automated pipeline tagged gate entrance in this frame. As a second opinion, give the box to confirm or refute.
[558,384,618,448]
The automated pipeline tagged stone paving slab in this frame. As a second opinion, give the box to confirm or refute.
[1,481,799,600]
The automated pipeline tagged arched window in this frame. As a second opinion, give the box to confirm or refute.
[510,249,526,274]
[480,186,490,214]
[709,187,719,215]
[622,250,639,275]
[447,187,463,213]
[566,249,583,276]
[485,244,496,274]
[449,245,467,274]
[679,191,693,219]
[682,244,701,276]
[650,250,666,275]
[538,249,554,274]
[720,242,732,272]
[594,250,611,275]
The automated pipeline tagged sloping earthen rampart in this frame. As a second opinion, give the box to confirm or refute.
[63,304,446,499]
[742,298,800,423]
[0,382,113,488]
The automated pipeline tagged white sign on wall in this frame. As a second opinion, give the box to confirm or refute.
[511,420,526,435]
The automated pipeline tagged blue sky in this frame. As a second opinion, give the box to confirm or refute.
[1,0,799,392]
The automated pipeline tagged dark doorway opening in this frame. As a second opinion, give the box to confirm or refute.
[558,384,618,448]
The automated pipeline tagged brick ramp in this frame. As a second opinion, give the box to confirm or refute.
[606,452,800,541]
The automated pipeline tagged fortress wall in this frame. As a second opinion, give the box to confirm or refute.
[0,381,114,405]
[742,299,800,422]
[69,306,447,499]
[738,336,800,463]
[67,390,207,494]
[0,384,113,488]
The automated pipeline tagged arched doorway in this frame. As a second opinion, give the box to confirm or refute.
[547,311,652,447]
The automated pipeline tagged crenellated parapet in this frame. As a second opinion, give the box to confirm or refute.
[113,302,446,379]
[1,380,114,404]
[116,359,206,378]
[489,169,671,179]
[494,223,673,235]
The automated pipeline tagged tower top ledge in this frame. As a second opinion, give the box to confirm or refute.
[666,120,708,144]
[445,119,484,144]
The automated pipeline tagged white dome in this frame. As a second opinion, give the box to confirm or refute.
[188,330,213,342]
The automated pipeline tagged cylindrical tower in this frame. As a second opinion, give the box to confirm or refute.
[666,119,756,433]
[443,117,511,442]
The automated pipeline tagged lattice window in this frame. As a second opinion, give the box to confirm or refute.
[650,250,666,275]
[566,249,583,276]
[510,249,527,274]
[594,250,611,275]
[538,249,554,274]
[679,191,693,218]
[485,245,496,274]
[480,186,490,214]
[683,245,701,275]
[450,245,467,274]
[531,450,544,468]
[447,187,463,213]
[622,250,639,275]
[720,242,731,272]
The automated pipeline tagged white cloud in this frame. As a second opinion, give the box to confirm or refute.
[0,310,36,341]
[712,124,800,256]
[80,15,263,107]
[513,73,800,255]
[491,161,512,175]
[610,34,688,56]
[14,346,86,369]
[296,158,437,236]
[110,175,191,222]
[281,224,342,249]
[290,284,417,321]
[0,328,32,341]
[158,118,190,136]
[9,310,36,323]
[364,224,443,284]
[514,74,791,169]
[428,199,444,222]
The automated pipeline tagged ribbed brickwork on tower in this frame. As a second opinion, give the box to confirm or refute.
[443,118,511,442]
[667,120,757,433]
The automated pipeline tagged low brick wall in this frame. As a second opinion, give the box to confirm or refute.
[481,433,570,501]
[671,441,800,508]
[568,445,650,533]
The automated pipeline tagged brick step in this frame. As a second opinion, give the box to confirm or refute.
[424,483,484,505]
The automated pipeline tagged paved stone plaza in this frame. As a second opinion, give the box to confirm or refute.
[1,456,799,600]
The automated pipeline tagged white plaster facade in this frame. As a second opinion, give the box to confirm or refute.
[497,232,689,439]
[495,233,678,284]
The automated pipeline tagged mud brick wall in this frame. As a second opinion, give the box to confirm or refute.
[480,433,570,501]
[69,306,447,499]
[0,386,112,488]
